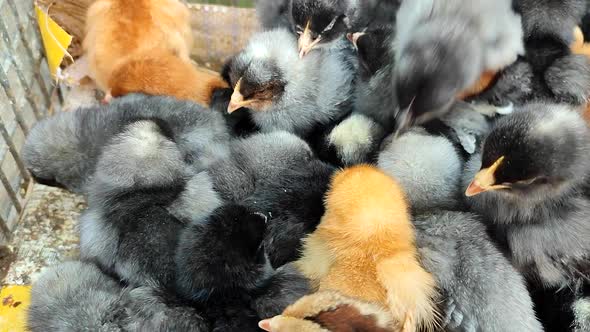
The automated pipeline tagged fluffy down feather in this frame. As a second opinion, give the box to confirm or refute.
[108,49,228,106]
[206,131,336,267]
[83,0,193,92]
[80,120,222,289]
[23,94,229,194]
[175,204,311,330]
[414,211,543,332]
[296,165,439,332]
[393,0,523,128]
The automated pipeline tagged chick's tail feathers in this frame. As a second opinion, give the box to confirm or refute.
[377,253,441,332]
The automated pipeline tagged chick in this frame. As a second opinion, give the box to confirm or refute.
[256,0,291,30]
[327,26,395,166]
[175,204,311,331]
[414,211,543,332]
[80,120,221,290]
[83,0,193,93]
[514,0,587,53]
[393,0,523,132]
[378,129,463,214]
[124,286,210,331]
[473,2,590,107]
[296,165,439,332]
[377,102,492,213]
[225,29,356,141]
[260,290,398,332]
[23,94,229,193]
[463,104,590,328]
[206,131,336,267]
[284,0,400,57]
[107,49,228,106]
[28,261,129,331]
[28,261,210,331]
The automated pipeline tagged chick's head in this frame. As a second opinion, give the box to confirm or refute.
[227,58,286,114]
[181,204,271,292]
[350,26,393,79]
[290,0,348,57]
[466,105,590,200]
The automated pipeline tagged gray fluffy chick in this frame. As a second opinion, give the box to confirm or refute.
[393,0,523,131]
[28,261,128,331]
[378,128,463,213]
[80,120,221,289]
[225,29,356,139]
[28,261,209,332]
[414,211,543,332]
[463,104,590,292]
[256,0,291,30]
[378,102,491,213]
[23,94,229,194]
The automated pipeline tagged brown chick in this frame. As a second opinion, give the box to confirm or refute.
[108,50,228,106]
[295,165,439,332]
[83,0,193,92]
[259,290,398,332]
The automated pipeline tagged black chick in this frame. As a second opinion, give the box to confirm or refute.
[206,131,336,266]
[474,0,590,107]
[80,119,222,291]
[175,204,311,331]
[258,0,400,57]
[463,103,590,331]
[327,26,396,165]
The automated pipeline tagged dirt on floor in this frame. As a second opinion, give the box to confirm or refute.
[1,185,85,286]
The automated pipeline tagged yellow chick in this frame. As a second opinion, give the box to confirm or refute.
[294,165,439,332]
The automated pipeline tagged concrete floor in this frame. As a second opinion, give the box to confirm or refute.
[1,184,85,286]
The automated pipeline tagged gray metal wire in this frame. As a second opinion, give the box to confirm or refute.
[0,0,54,244]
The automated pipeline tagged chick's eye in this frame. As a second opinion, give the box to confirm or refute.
[295,25,303,35]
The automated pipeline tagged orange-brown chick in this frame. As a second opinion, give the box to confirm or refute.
[260,290,398,332]
[295,165,439,332]
[108,50,228,106]
[83,0,193,92]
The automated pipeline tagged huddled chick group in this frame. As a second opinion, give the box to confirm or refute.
[20,0,590,331]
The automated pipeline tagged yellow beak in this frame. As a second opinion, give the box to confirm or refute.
[227,79,252,113]
[298,21,322,58]
[465,156,510,197]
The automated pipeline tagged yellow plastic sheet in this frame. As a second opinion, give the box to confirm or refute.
[35,3,73,80]
[0,285,31,332]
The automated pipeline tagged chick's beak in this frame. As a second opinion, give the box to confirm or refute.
[347,32,365,50]
[227,79,249,113]
[465,156,510,197]
[299,21,321,58]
